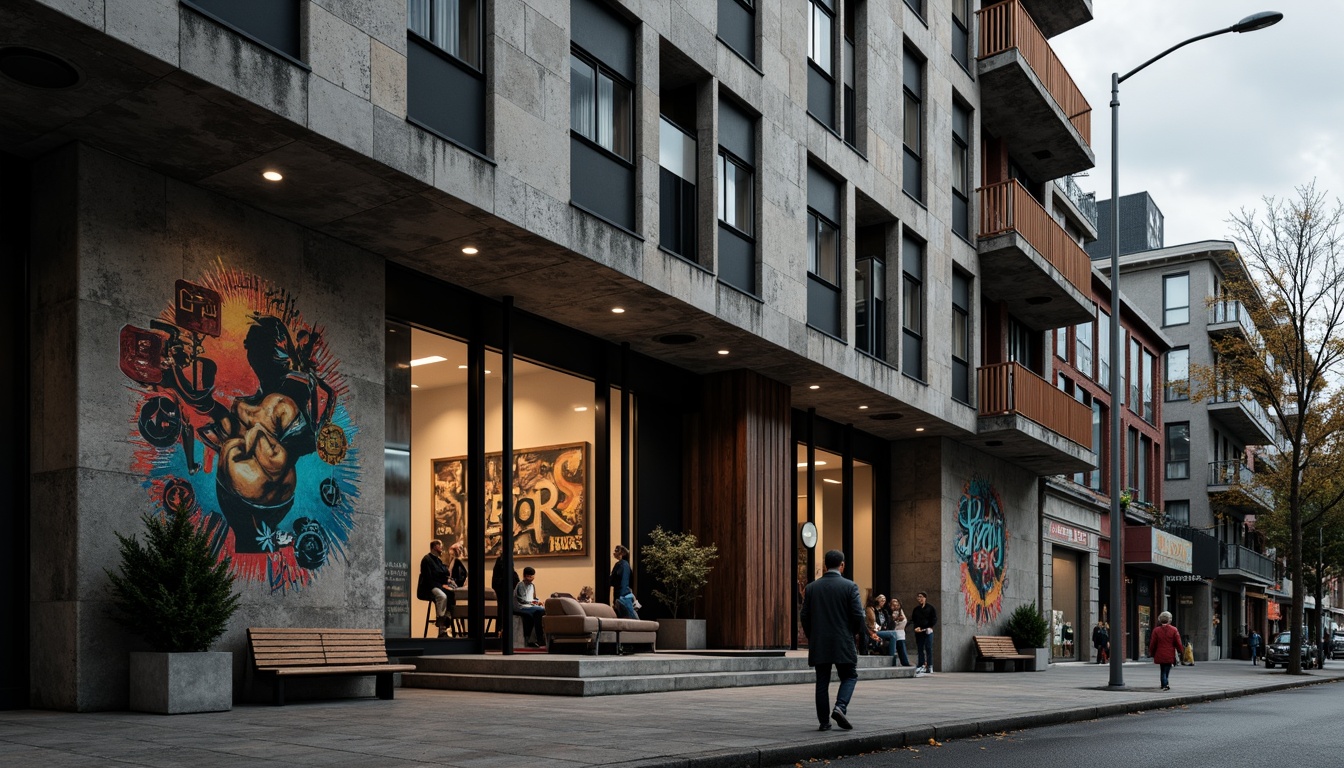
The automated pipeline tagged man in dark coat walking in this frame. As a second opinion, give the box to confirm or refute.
[800,549,865,731]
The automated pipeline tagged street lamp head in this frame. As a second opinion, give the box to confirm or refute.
[1232,11,1283,33]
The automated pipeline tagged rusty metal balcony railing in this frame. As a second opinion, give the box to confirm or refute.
[978,179,1092,296]
[978,361,1092,447]
[977,0,1092,143]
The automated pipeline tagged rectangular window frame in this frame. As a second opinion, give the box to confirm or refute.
[901,234,925,380]
[1076,320,1094,379]
[902,47,924,202]
[951,99,970,239]
[952,269,971,404]
[408,0,482,71]
[1163,272,1190,326]
[570,48,634,164]
[1166,422,1190,480]
[1165,347,1189,401]
[717,149,755,238]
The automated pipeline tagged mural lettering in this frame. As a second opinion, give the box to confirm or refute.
[119,264,361,593]
[954,477,1008,624]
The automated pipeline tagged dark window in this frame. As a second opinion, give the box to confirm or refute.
[1164,273,1190,326]
[659,117,697,260]
[1142,348,1156,423]
[952,270,971,403]
[718,0,755,63]
[1075,320,1093,379]
[807,166,841,336]
[1007,317,1038,370]
[1098,309,1111,390]
[569,0,636,229]
[1165,500,1190,526]
[904,0,925,19]
[409,0,480,67]
[856,255,886,358]
[951,99,970,238]
[808,0,836,128]
[951,0,970,69]
[406,0,486,152]
[571,51,633,162]
[1165,347,1189,401]
[185,0,300,60]
[1167,423,1190,480]
[901,233,924,378]
[1055,326,1069,362]
[1129,338,1141,414]
[718,98,757,294]
[842,1,860,148]
[902,48,924,201]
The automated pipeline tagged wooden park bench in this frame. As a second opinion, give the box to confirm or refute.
[973,635,1037,672]
[248,628,416,705]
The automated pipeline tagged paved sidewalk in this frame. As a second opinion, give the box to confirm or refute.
[2,658,1339,768]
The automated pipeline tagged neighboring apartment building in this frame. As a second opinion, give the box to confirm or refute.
[0,0,1099,710]
[1096,228,1279,662]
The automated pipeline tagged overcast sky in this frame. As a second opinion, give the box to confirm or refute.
[1048,0,1343,247]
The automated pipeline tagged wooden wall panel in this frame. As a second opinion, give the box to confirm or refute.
[686,370,792,648]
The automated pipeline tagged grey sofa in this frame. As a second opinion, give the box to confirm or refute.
[542,597,659,654]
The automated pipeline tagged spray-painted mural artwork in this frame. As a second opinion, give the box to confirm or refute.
[118,265,361,592]
[954,477,1007,624]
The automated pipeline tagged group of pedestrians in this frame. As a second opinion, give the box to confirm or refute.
[801,550,938,732]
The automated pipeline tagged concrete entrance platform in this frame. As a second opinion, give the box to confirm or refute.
[401,649,917,695]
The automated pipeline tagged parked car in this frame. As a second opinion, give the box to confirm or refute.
[1264,631,1320,668]
[1330,632,1344,660]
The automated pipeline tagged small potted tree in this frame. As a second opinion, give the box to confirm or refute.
[107,502,241,713]
[1003,601,1051,671]
[641,526,718,650]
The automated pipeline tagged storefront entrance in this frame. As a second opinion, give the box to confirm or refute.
[1050,550,1082,660]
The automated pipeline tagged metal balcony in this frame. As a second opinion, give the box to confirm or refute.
[1208,460,1274,512]
[1208,300,1259,344]
[1219,543,1275,585]
[977,180,1094,330]
[1208,384,1276,445]
[1017,0,1093,38]
[977,0,1094,181]
[976,361,1095,474]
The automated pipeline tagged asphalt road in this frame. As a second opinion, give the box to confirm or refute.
[818,680,1344,768]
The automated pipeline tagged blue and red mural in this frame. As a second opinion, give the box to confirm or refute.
[118,264,360,593]
[954,477,1007,624]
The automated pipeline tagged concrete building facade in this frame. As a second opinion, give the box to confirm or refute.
[1,0,1100,710]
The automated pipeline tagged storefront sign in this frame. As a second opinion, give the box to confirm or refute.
[1046,520,1094,549]
[1268,601,1282,620]
[1123,526,1192,573]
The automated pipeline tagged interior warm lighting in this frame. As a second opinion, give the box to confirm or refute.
[809,385,820,390]
[484,370,492,375]
[262,170,283,181]
[797,461,828,468]
[717,350,730,355]
[409,355,447,367]
[859,405,869,410]
[611,307,626,314]
[915,427,926,432]
[574,406,589,412]
[823,478,841,485]
[411,384,419,389]
[458,365,468,369]
[461,246,479,255]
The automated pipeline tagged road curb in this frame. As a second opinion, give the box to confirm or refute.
[627,676,1340,768]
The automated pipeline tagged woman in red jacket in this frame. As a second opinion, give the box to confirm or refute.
[1149,611,1184,691]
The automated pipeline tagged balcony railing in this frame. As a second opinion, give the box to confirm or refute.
[977,0,1091,143]
[1208,459,1255,487]
[978,179,1092,295]
[1210,382,1277,441]
[1056,174,1098,229]
[1208,300,1260,343]
[978,361,1092,447]
[1220,543,1275,583]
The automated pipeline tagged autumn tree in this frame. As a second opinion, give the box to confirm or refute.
[1202,182,1344,674]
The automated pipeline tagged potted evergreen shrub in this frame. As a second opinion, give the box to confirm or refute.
[1003,601,1051,671]
[641,526,718,650]
[107,502,241,713]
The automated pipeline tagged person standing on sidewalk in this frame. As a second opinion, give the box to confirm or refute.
[1092,622,1109,664]
[910,591,937,673]
[1248,629,1261,665]
[1148,611,1184,690]
[800,550,865,732]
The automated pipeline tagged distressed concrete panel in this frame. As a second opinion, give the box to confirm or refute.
[76,148,170,320]
[107,0,179,66]
[523,4,566,75]
[492,98,565,202]
[34,0,103,28]
[494,0,527,53]
[179,10,307,125]
[31,300,78,474]
[313,0,406,54]
[372,106,419,181]
[29,600,78,710]
[76,301,145,473]
[308,75,375,156]
[370,39,406,116]
[434,140,495,214]
[167,182,305,291]
[75,468,146,599]
[300,231,386,385]
[30,144,81,312]
[309,4,371,100]
[495,43,545,121]
[30,469,79,602]
[325,191,483,257]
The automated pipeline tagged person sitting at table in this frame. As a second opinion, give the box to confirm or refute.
[417,540,461,638]
[514,566,547,647]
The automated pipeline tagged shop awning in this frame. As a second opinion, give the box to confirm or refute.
[1123,526,1192,574]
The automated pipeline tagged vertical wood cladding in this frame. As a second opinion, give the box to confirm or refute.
[687,370,791,648]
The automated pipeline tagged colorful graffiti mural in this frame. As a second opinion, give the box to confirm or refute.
[954,477,1007,624]
[119,264,360,593]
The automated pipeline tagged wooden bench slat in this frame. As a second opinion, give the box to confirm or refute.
[248,627,411,705]
[269,664,416,676]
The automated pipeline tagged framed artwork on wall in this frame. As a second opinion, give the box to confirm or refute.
[431,442,588,558]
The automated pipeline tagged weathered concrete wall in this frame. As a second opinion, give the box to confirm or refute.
[890,437,1041,671]
[29,143,386,710]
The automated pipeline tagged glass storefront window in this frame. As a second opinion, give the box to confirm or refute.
[795,444,874,645]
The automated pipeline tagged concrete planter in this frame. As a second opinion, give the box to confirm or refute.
[1031,647,1050,671]
[129,652,233,714]
[656,619,707,650]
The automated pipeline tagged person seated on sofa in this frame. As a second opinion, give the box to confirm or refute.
[514,566,547,647]
[576,586,595,603]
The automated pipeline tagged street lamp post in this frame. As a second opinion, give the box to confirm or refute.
[1106,10,1283,689]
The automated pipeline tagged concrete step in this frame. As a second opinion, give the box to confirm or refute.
[401,653,918,696]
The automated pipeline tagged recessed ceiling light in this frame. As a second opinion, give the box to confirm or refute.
[859,405,869,410]
[411,384,420,389]
[717,350,730,355]
[574,406,589,412]
[823,478,841,485]
[410,355,447,367]
[809,385,820,390]
[458,365,468,369]
[484,370,492,375]
[611,307,626,314]
[262,170,283,182]
[461,246,479,255]
[797,461,828,468]
[915,427,926,432]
